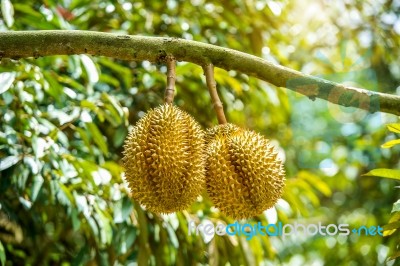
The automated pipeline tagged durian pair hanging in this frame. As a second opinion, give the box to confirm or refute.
[122,58,285,220]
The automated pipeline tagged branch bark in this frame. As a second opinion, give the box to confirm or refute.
[0,30,399,116]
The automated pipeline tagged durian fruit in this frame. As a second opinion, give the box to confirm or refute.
[122,104,205,213]
[205,123,285,219]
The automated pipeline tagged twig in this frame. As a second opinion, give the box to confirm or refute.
[203,63,227,124]
[164,56,176,104]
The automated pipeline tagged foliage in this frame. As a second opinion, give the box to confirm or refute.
[364,123,400,260]
[0,0,399,265]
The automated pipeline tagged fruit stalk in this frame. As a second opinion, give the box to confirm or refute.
[164,55,176,104]
[203,63,227,125]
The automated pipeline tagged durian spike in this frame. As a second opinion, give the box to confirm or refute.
[164,55,176,104]
[203,63,227,125]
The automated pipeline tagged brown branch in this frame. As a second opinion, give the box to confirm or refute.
[203,63,227,124]
[0,30,399,116]
[164,56,176,104]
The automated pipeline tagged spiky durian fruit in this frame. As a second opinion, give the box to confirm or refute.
[205,124,285,219]
[122,104,205,213]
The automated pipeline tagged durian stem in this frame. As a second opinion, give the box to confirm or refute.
[164,56,176,104]
[203,63,227,125]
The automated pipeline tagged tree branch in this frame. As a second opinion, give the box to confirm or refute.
[203,63,227,124]
[0,30,399,116]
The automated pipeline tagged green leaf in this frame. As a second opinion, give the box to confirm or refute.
[389,212,400,223]
[75,127,93,155]
[0,155,20,171]
[24,157,40,174]
[383,221,400,231]
[80,55,99,84]
[384,212,400,236]
[363,168,400,180]
[80,100,98,112]
[19,196,32,209]
[12,3,41,19]
[102,106,121,127]
[73,192,90,218]
[294,179,320,206]
[283,189,308,216]
[165,224,179,248]
[58,75,86,92]
[392,200,400,213]
[101,92,123,125]
[71,208,81,231]
[0,72,15,94]
[85,122,109,155]
[113,126,127,147]
[0,240,5,266]
[31,174,44,202]
[124,227,136,252]
[299,171,332,197]
[42,72,64,102]
[102,161,124,178]
[86,216,100,240]
[381,139,400,148]
[387,123,400,133]
[114,197,133,223]
[98,58,131,88]
[1,0,14,27]
[99,73,120,87]
[75,159,99,183]
[59,182,75,205]
[94,204,113,245]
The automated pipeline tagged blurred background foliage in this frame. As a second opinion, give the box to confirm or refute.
[0,0,399,265]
